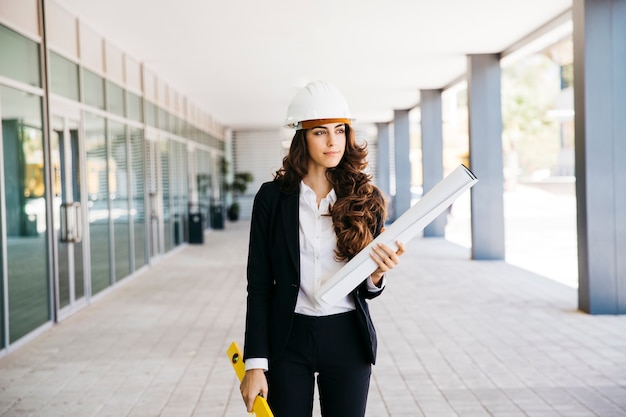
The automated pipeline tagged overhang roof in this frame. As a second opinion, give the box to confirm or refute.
[54,0,572,130]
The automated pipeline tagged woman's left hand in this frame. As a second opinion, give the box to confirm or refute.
[370,240,406,286]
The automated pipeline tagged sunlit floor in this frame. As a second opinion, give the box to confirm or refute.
[446,181,578,288]
[1,219,624,417]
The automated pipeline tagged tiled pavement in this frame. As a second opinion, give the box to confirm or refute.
[1,220,625,417]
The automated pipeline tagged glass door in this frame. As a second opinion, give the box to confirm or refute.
[145,138,163,260]
[51,115,87,317]
[1,85,49,344]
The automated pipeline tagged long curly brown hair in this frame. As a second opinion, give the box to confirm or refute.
[274,124,387,261]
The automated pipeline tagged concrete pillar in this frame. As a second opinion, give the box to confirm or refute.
[573,0,626,314]
[467,54,505,260]
[393,109,411,220]
[376,123,391,202]
[420,89,446,237]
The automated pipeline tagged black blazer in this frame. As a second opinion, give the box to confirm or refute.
[243,180,385,366]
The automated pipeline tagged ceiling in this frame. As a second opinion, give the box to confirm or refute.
[53,0,572,131]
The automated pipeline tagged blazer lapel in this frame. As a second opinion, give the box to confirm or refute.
[280,190,300,273]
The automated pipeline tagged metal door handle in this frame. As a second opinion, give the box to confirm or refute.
[60,202,82,243]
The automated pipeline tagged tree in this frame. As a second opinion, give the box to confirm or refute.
[501,54,561,180]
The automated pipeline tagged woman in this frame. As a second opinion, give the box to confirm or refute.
[241,81,405,417]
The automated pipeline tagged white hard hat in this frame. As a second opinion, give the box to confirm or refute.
[284,81,354,129]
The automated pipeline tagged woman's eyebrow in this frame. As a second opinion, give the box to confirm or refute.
[312,124,345,130]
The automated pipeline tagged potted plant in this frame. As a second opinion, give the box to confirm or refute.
[227,201,241,221]
[227,172,254,220]
[221,158,253,221]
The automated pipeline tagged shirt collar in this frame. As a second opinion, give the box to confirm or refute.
[300,181,337,205]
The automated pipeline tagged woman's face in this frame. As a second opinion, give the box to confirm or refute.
[305,122,347,171]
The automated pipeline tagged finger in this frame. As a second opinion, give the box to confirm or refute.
[370,252,389,271]
[376,250,402,273]
[246,391,266,413]
[378,242,401,256]
[374,243,394,256]
[383,255,397,268]
[241,388,257,412]
[378,243,403,263]
[395,241,406,255]
[245,395,255,412]
[371,246,389,263]
[373,244,397,263]
[377,243,400,263]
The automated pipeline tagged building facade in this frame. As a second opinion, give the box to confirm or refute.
[1,0,226,352]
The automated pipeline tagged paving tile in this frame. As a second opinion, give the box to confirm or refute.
[1,221,625,417]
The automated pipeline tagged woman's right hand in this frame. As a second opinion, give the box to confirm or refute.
[240,368,268,412]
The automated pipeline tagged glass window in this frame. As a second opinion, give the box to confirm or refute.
[68,123,85,301]
[160,139,172,251]
[158,107,168,132]
[196,150,212,231]
[202,131,208,147]
[179,121,187,138]
[49,52,79,101]
[108,120,130,280]
[0,267,3,348]
[180,143,189,240]
[170,141,187,246]
[0,24,40,87]
[144,140,158,257]
[169,114,179,136]
[0,85,49,343]
[84,112,111,293]
[145,101,157,127]
[82,69,105,110]
[106,81,125,117]
[129,127,146,269]
[127,92,143,122]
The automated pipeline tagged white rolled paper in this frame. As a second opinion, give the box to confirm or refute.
[316,164,478,307]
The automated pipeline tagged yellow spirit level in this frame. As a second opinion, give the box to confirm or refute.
[226,341,274,417]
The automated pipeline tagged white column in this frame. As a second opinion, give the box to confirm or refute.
[420,89,445,237]
[467,54,505,260]
[393,109,411,221]
[573,0,626,314]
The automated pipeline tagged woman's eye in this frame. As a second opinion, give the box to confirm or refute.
[313,130,326,135]
[336,128,345,134]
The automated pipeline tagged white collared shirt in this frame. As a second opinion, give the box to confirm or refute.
[296,182,356,315]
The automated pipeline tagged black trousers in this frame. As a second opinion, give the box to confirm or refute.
[266,311,372,417]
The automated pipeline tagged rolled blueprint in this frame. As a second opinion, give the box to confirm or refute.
[316,164,478,307]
